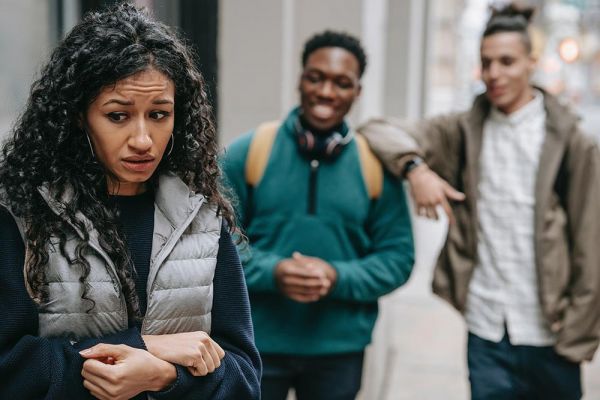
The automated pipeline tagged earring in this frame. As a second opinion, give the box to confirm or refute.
[166,133,174,156]
[85,132,96,159]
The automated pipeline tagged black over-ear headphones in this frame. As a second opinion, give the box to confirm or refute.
[294,118,354,161]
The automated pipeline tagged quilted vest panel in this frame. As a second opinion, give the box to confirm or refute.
[141,201,221,335]
[6,175,221,340]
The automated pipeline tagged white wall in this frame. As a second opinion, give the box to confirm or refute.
[218,0,429,145]
[0,0,52,138]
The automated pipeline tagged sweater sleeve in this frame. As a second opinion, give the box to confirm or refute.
[328,173,415,303]
[220,133,285,293]
[152,223,261,399]
[0,206,147,400]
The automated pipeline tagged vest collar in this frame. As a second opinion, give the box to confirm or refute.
[37,173,205,243]
[154,173,205,229]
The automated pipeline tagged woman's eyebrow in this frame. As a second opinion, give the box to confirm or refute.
[153,99,174,105]
[102,99,134,106]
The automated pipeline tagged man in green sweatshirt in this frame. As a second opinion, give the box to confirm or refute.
[222,30,414,400]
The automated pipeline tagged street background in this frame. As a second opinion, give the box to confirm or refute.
[1,1,599,398]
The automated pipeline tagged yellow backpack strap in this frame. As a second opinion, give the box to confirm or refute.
[245,120,280,187]
[355,133,384,200]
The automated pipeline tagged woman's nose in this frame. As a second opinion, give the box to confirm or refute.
[128,120,152,152]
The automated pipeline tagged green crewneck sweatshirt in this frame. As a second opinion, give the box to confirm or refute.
[222,107,414,355]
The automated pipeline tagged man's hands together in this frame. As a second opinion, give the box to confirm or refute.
[275,252,337,303]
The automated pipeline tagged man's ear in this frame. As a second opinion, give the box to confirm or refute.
[356,83,362,97]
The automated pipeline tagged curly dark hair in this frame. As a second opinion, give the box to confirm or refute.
[0,3,235,322]
[483,3,535,53]
[301,30,367,77]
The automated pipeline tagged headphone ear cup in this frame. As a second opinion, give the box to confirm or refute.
[295,127,349,160]
[324,132,344,157]
[297,130,315,154]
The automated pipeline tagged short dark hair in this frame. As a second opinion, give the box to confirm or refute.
[301,30,367,77]
[483,3,535,53]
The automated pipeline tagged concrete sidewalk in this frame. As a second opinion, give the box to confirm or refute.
[359,215,600,400]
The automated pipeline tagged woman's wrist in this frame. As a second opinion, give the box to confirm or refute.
[142,334,159,356]
[151,358,178,392]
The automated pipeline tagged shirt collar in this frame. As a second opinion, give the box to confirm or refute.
[489,89,545,125]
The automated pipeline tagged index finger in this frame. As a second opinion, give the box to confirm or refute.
[81,358,113,380]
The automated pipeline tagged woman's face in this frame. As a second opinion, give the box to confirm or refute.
[85,67,175,196]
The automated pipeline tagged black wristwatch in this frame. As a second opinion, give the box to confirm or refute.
[403,156,424,177]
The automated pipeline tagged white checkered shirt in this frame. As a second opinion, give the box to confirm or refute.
[465,91,556,346]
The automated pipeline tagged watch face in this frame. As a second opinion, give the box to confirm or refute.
[404,157,424,176]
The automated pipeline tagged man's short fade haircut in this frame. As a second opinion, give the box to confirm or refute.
[302,30,367,77]
[483,3,535,54]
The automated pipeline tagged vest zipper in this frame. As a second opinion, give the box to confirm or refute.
[308,159,319,214]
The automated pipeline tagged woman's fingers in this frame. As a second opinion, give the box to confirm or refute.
[83,378,111,400]
[205,340,224,370]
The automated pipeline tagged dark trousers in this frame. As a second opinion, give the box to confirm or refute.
[467,332,582,400]
[260,352,364,400]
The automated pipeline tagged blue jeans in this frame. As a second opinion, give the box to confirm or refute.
[260,352,364,400]
[468,332,582,400]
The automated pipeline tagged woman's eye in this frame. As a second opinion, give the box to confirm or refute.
[106,112,127,122]
[150,111,170,120]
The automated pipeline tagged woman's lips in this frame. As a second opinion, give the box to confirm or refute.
[121,158,155,172]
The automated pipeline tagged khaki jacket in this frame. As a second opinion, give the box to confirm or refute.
[359,91,600,362]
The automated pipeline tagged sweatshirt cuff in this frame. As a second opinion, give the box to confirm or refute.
[329,260,349,299]
[151,365,184,399]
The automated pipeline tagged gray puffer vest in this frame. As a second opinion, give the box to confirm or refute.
[5,174,221,339]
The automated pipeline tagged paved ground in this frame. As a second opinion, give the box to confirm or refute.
[357,215,600,400]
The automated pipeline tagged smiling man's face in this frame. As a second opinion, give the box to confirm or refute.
[299,47,361,132]
[481,32,535,114]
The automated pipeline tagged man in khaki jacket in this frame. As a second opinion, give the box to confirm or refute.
[360,4,600,400]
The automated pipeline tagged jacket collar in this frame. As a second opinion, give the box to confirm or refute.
[458,93,489,206]
[464,87,578,143]
[460,87,578,231]
[533,90,578,232]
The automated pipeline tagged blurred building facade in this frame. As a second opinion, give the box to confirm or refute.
[1,0,598,141]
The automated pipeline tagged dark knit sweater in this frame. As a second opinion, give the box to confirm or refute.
[0,194,261,399]
[111,190,154,318]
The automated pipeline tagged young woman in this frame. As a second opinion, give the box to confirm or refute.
[0,3,260,399]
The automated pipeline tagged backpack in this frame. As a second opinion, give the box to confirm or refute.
[244,121,383,199]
